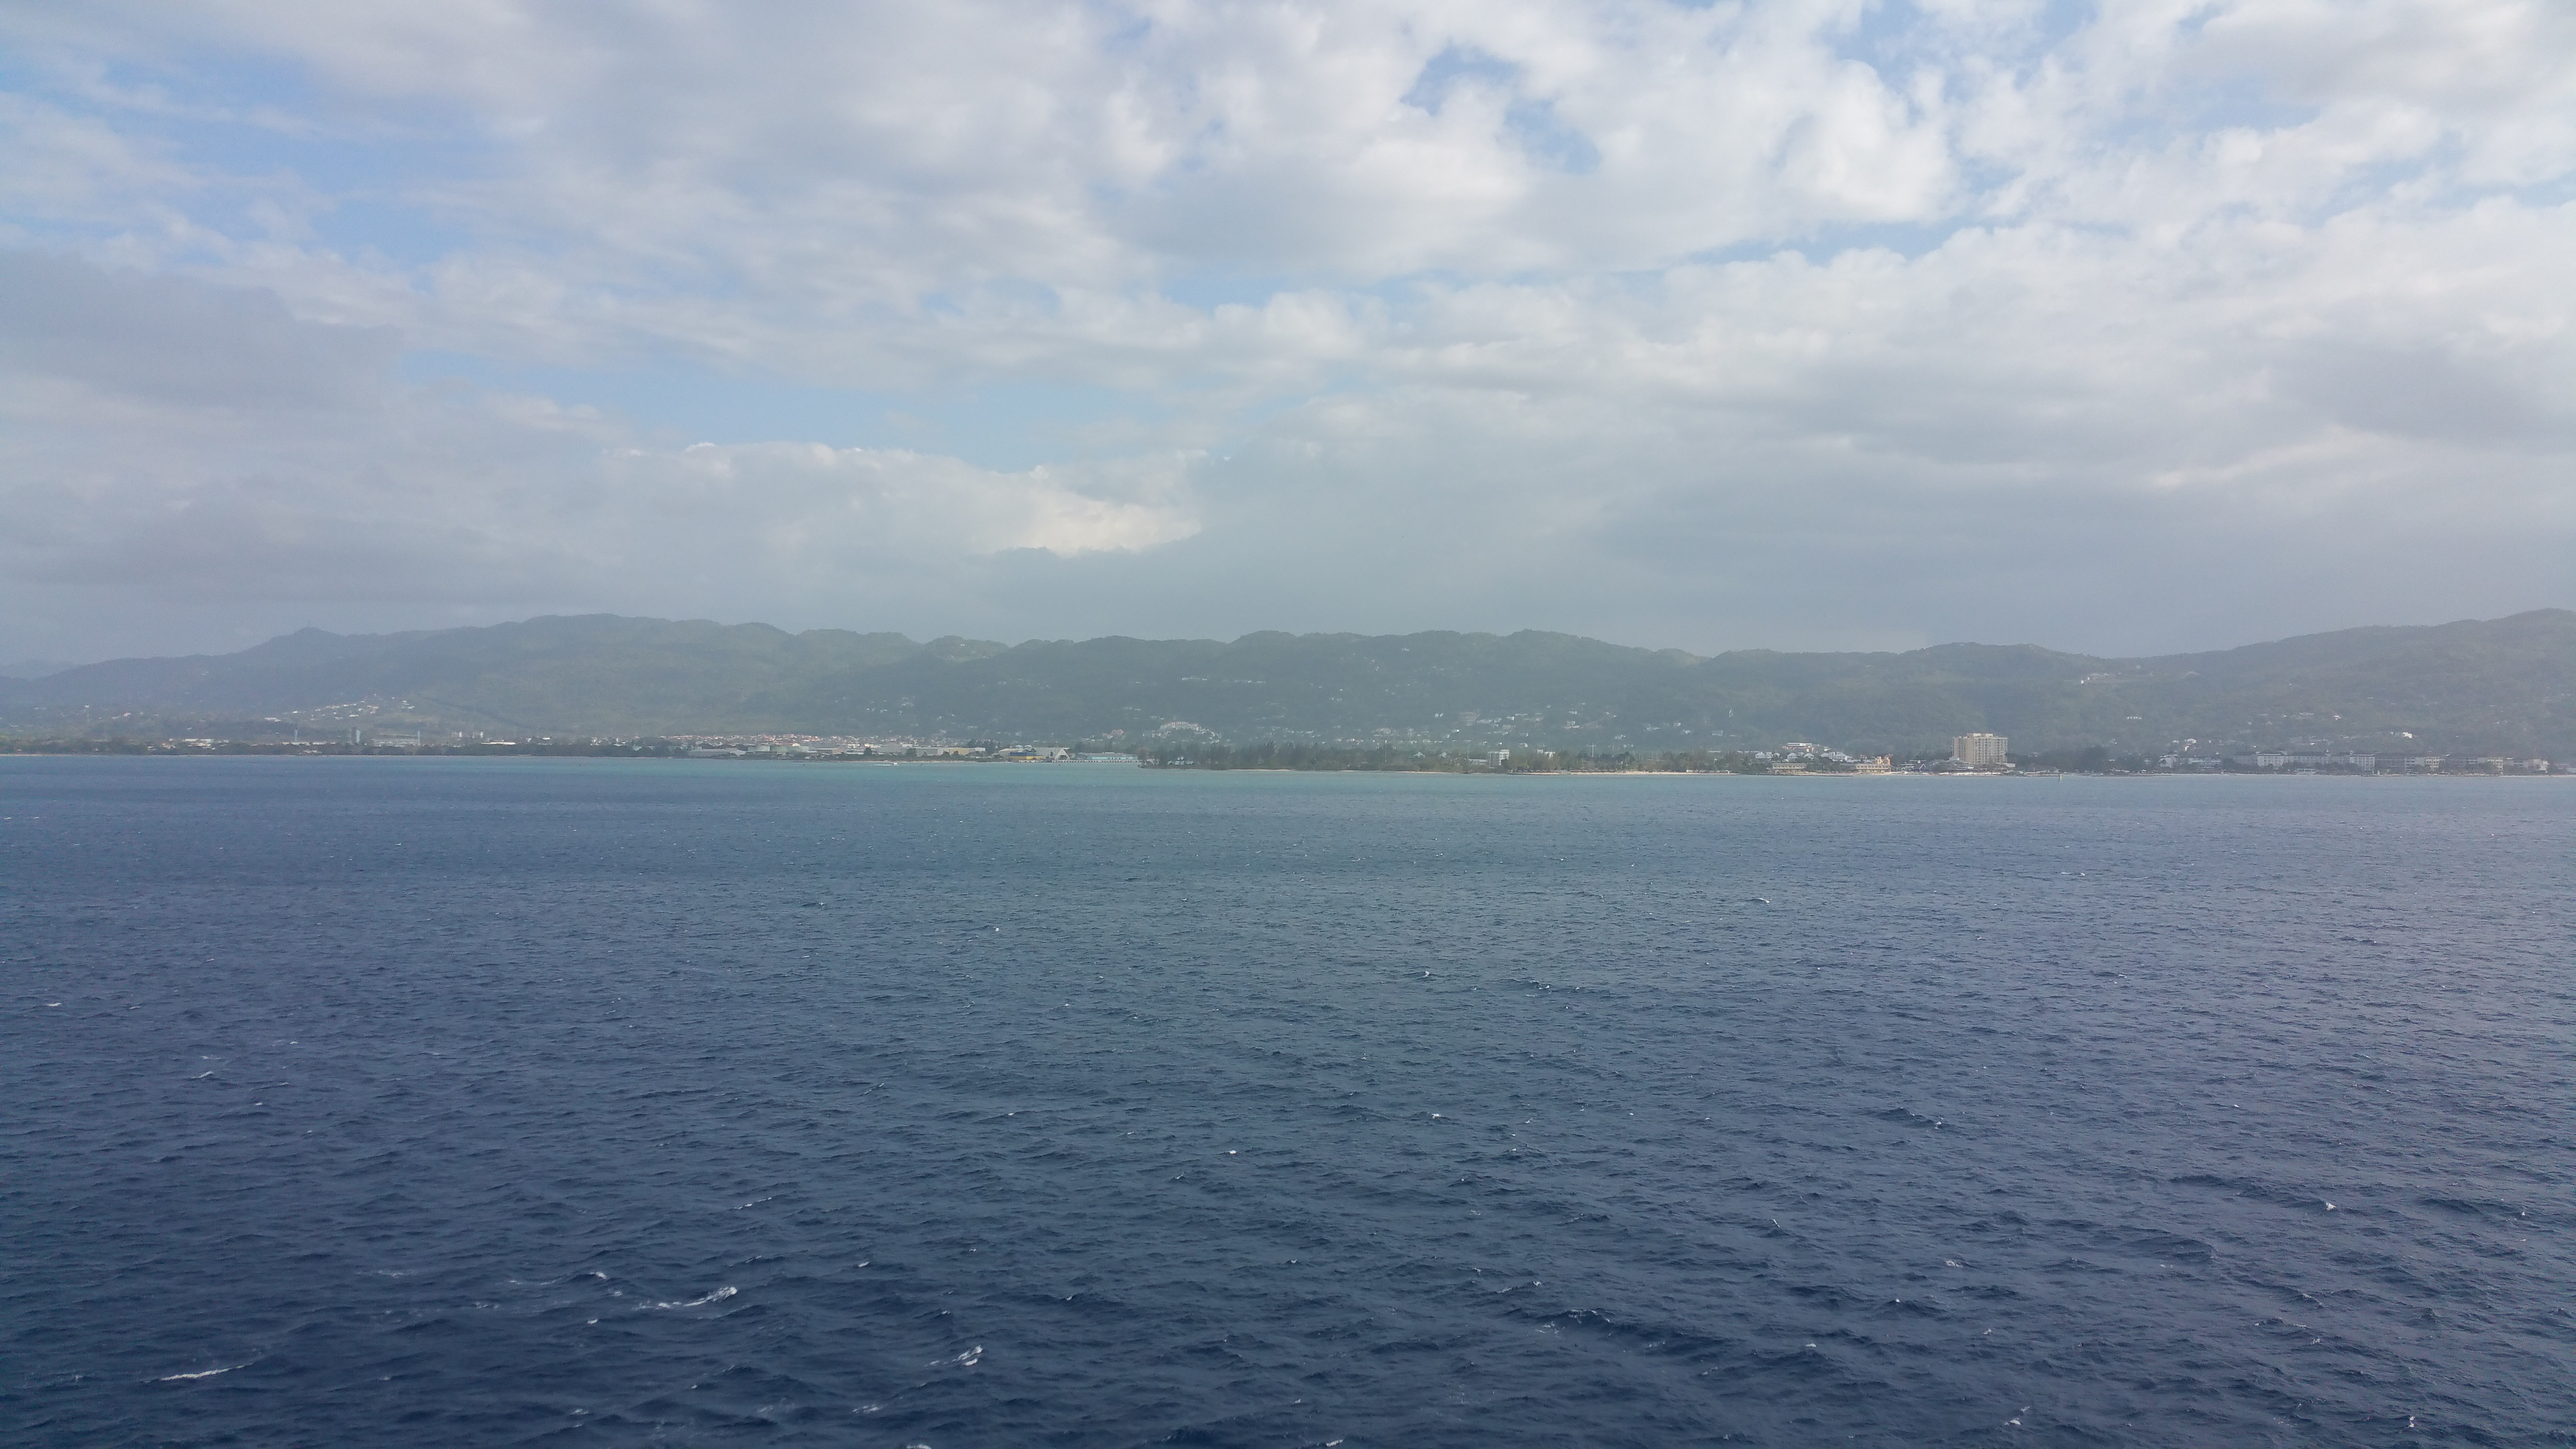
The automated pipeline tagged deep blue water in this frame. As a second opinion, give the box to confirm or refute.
[3,759,2571,1448]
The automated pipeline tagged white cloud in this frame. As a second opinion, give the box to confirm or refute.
[0,255,1200,655]
[612,443,1200,561]
[0,0,2568,660]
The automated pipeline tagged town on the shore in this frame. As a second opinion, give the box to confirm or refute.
[11,726,2561,775]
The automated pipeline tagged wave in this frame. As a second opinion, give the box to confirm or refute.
[648,1286,738,1309]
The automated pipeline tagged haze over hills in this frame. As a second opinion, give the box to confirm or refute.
[3,611,2571,759]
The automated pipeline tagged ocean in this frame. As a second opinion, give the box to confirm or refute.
[3,758,2569,1447]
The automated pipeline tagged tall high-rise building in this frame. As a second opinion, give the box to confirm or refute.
[1953,732,2007,768]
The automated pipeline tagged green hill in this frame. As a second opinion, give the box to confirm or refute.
[4,610,2570,758]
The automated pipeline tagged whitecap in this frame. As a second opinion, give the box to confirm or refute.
[649,1285,738,1309]
[158,1364,244,1382]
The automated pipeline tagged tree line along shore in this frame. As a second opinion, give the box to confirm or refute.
[3,735,2559,775]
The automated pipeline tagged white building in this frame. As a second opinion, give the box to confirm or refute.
[1953,732,2007,768]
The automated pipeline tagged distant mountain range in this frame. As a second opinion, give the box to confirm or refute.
[4,610,2571,758]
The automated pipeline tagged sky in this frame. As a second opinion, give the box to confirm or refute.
[1,0,2570,665]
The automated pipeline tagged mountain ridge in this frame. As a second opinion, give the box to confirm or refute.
[4,610,2570,757]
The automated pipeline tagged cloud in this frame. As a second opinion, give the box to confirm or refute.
[0,248,396,406]
[0,1,2568,661]
[608,443,1200,562]
[0,255,1200,652]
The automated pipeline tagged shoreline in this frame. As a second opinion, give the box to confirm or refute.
[3,750,2563,781]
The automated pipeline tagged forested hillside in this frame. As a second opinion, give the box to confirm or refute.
[5,610,2570,757]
